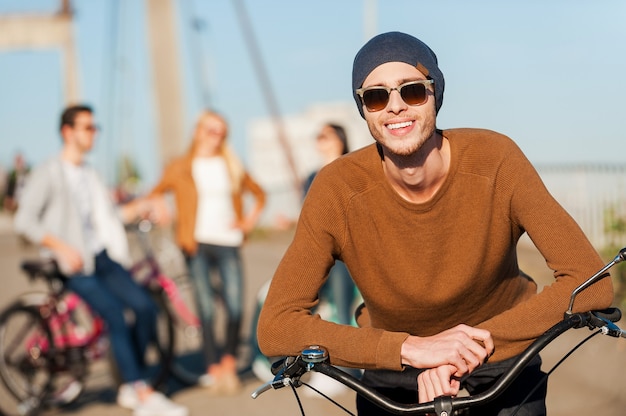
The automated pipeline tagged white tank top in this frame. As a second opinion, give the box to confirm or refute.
[192,157,243,247]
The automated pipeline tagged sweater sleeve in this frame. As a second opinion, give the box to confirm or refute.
[257,164,409,370]
[476,145,613,361]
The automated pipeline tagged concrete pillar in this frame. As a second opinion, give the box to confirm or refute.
[0,12,80,103]
[145,0,186,166]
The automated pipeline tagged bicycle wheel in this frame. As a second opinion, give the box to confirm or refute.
[130,226,203,386]
[0,301,55,416]
[146,288,176,389]
[157,272,204,386]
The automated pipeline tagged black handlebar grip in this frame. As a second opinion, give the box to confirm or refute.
[585,308,623,330]
[592,308,622,323]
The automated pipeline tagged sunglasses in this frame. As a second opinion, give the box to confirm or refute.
[355,79,434,112]
[72,124,100,133]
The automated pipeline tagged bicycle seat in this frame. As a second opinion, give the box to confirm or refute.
[20,259,65,281]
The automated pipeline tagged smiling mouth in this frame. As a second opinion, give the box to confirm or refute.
[386,121,413,130]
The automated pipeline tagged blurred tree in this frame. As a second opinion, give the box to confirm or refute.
[115,153,141,203]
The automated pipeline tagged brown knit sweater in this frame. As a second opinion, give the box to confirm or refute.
[257,128,613,371]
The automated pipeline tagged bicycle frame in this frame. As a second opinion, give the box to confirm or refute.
[128,220,200,328]
[36,293,105,351]
[15,265,108,361]
[1,239,179,415]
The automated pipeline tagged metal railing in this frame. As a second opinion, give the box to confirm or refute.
[536,163,626,249]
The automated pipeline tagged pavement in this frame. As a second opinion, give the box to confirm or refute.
[0,212,625,416]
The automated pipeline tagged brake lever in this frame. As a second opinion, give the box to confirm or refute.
[592,313,626,338]
[251,356,308,399]
[250,376,291,399]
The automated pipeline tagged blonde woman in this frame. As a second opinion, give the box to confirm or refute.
[148,110,265,394]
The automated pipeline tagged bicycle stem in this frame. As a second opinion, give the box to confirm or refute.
[566,246,626,316]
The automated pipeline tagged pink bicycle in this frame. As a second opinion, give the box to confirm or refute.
[0,257,173,416]
[0,220,201,415]
[127,219,203,386]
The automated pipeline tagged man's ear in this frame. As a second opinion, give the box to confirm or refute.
[60,125,72,142]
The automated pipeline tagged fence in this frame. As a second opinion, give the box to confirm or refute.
[536,164,626,250]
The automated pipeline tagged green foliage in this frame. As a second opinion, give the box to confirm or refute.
[115,154,142,203]
[602,205,626,310]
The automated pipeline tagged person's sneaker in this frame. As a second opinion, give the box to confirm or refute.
[117,383,141,410]
[50,380,83,405]
[133,392,188,416]
[198,373,215,387]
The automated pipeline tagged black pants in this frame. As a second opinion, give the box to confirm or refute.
[356,355,547,416]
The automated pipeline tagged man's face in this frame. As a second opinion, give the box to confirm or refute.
[66,112,98,153]
[361,62,437,157]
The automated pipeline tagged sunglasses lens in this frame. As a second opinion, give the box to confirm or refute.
[362,89,390,112]
[361,82,429,112]
[400,83,427,106]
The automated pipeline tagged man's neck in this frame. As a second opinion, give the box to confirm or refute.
[381,133,450,203]
[61,146,84,166]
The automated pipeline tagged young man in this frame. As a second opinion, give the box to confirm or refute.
[14,105,188,416]
[257,32,614,415]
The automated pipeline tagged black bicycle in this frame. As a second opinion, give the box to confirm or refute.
[252,247,626,415]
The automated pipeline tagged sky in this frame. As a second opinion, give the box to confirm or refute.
[0,0,625,188]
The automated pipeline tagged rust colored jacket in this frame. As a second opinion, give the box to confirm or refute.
[149,154,266,255]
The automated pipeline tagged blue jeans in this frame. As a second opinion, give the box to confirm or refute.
[65,250,158,383]
[186,243,243,366]
[320,260,358,325]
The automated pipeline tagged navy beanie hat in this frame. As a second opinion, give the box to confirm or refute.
[352,31,445,118]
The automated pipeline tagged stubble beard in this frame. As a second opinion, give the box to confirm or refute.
[367,117,436,158]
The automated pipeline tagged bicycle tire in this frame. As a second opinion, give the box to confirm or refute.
[149,287,176,389]
[157,273,204,386]
[0,301,58,416]
[129,225,204,386]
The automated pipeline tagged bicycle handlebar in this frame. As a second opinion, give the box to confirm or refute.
[124,218,154,234]
[567,246,626,314]
[252,308,623,415]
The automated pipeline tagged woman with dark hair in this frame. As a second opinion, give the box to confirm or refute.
[303,123,358,327]
[303,123,349,195]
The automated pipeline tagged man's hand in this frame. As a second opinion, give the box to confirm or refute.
[52,242,83,274]
[401,324,493,377]
[42,235,83,274]
[120,195,173,226]
[418,364,460,403]
[145,196,173,225]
